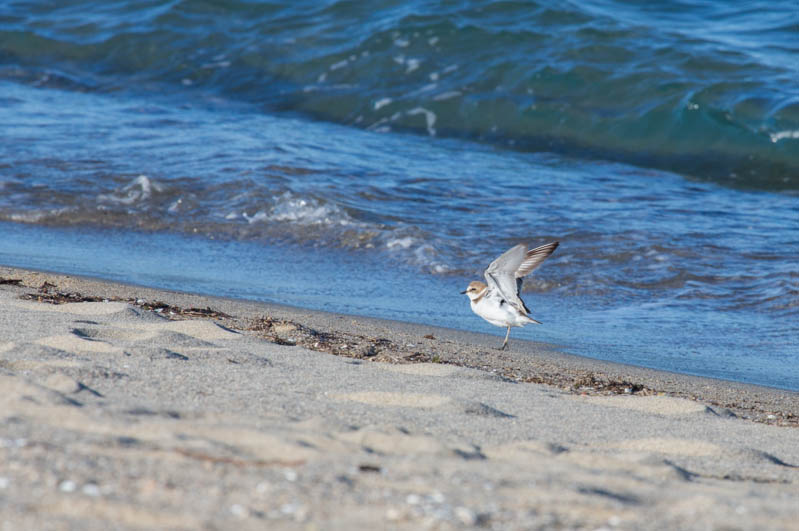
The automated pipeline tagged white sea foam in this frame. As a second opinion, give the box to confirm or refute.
[405,83,437,99]
[9,208,69,223]
[367,117,390,131]
[407,107,436,136]
[413,243,435,261]
[201,56,231,69]
[433,91,461,101]
[265,192,352,226]
[239,195,450,273]
[97,175,162,206]
[410,243,450,273]
[374,98,392,110]
[242,210,268,224]
[386,237,414,249]
[769,130,799,143]
[167,197,184,213]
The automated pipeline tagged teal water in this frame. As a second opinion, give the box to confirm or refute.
[2,0,797,189]
[0,1,797,389]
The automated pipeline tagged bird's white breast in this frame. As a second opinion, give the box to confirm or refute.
[470,291,530,328]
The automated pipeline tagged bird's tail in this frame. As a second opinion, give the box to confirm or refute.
[525,315,541,325]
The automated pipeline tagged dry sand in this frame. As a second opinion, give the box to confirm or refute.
[0,266,797,530]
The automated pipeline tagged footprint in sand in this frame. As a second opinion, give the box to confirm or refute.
[335,391,452,408]
[133,320,239,342]
[334,391,514,418]
[11,300,130,315]
[36,334,122,354]
[378,363,461,377]
[67,319,237,344]
[612,437,722,457]
[336,425,481,458]
[579,395,711,416]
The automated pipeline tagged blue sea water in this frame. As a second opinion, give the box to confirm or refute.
[0,1,797,389]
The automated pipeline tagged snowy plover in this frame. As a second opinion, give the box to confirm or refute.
[462,242,559,350]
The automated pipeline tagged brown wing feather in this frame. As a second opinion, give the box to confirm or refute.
[485,241,559,316]
[515,242,559,278]
[514,241,559,315]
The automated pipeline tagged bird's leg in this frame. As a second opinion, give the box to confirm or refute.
[500,325,511,350]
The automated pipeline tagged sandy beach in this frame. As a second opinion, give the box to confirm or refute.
[1,265,797,530]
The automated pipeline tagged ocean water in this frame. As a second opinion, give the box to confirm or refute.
[1,1,797,389]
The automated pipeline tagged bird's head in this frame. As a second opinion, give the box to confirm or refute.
[460,281,487,301]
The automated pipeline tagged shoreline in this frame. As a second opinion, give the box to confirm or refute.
[2,264,798,529]
[2,264,797,426]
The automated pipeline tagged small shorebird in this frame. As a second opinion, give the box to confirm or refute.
[462,242,559,350]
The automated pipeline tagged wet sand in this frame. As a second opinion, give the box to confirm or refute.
[1,265,798,530]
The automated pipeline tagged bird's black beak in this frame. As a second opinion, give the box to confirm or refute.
[460,289,467,294]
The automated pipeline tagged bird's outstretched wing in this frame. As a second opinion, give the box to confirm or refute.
[516,242,559,278]
[484,242,559,314]
[484,243,529,313]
